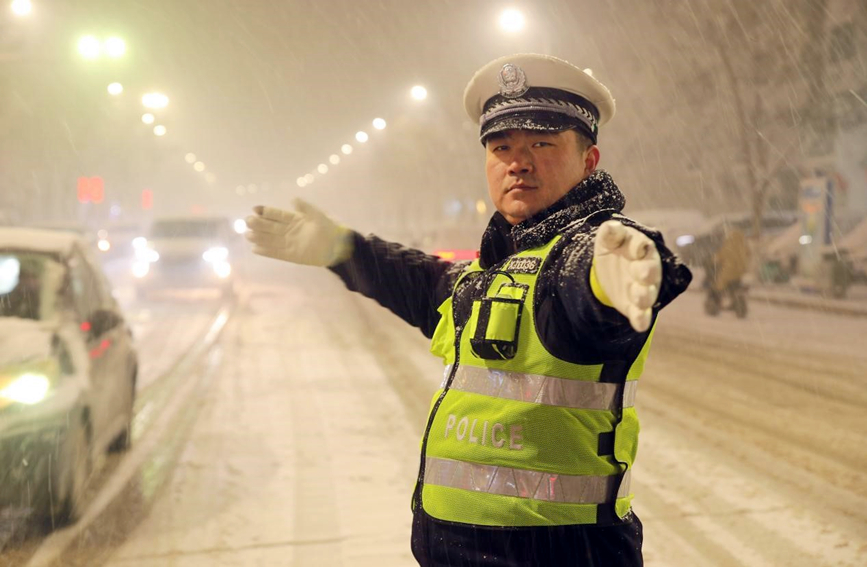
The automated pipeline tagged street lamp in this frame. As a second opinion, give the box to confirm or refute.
[11,0,32,17]
[341,144,353,155]
[329,154,340,165]
[104,37,126,58]
[77,35,101,59]
[355,131,369,143]
[107,82,123,96]
[411,85,428,101]
[185,153,197,164]
[193,161,205,172]
[373,118,387,130]
[141,113,155,124]
[499,9,525,33]
[153,125,167,136]
[317,164,328,174]
[142,92,169,109]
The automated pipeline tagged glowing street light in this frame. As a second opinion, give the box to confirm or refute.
[141,113,155,124]
[104,37,126,58]
[193,161,205,172]
[499,9,525,33]
[372,118,387,130]
[107,82,123,96]
[11,0,32,17]
[411,85,428,101]
[153,125,167,136]
[142,92,169,109]
[304,174,315,184]
[185,153,197,164]
[329,154,340,165]
[77,35,101,59]
[317,164,328,174]
[233,219,247,234]
[341,144,353,155]
[296,177,307,188]
[355,131,369,143]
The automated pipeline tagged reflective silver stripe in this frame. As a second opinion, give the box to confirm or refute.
[425,457,631,504]
[444,365,637,411]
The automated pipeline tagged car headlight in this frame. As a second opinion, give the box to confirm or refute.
[132,260,150,278]
[0,358,59,407]
[203,247,229,263]
[135,247,159,263]
[0,373,51,405]
[213,261,232,279]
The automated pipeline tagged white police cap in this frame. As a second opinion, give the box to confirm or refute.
[463,53,615,144]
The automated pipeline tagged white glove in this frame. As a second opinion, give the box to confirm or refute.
[244,199,352,267]
[592,220,662,332]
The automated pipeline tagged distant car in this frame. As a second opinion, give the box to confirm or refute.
[432,249,479,262]
[0,228,137,527]
[133,217,237,299]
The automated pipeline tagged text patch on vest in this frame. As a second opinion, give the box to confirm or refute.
[506,256,542,275]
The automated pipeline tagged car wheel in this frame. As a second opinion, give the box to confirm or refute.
[32,416,91,530]
[704,293,721,316]
[108,370,136,453]
[734,296,748,318]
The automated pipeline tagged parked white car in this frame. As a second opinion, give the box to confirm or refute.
[0,228,138,528]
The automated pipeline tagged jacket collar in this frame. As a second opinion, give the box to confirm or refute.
[478,170,626,269]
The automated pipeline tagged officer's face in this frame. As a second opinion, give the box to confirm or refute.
[485,129,597,225]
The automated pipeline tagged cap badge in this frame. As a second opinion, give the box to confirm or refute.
[497,63,529,98]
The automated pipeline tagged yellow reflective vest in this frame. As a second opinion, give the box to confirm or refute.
[419,234,654,527]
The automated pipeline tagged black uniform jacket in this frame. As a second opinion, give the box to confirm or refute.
[330,170,692,566]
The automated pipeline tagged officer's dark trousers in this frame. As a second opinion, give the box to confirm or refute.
[411,509,643,567]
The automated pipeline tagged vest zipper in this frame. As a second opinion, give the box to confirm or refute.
[413,323,465,512]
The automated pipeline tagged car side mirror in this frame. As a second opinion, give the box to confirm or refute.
[88,309,123,337]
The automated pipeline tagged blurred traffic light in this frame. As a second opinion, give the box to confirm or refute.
[77,176,104,204]
[141,189,153,210]
[77,177,89,203]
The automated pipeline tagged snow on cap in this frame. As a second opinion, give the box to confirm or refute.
[463,53,615,145]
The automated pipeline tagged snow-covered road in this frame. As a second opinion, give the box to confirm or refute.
[5,262,865,566]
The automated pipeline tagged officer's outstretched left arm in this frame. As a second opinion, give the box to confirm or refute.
[590,220,663,332]
[244,199,353,267]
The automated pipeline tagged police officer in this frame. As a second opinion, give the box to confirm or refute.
[246,53,692,566]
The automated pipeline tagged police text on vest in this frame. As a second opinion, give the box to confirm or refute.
[443,414,523,450]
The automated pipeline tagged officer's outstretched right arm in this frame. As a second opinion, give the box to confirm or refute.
[245,200,460,338]
[245,199,353,267]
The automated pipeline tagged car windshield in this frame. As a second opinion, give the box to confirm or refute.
[150,219,227,239]
[0,251,63,321]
